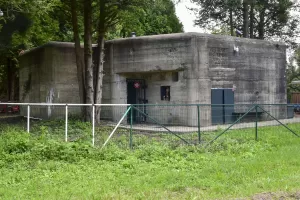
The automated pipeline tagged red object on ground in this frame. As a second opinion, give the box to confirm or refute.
[0,104,20,114]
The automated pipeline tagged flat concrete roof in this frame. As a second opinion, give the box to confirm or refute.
[20,32,286,56]
[106,32,286,46]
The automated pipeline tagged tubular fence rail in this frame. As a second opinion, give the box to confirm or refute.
[0,102,300,148]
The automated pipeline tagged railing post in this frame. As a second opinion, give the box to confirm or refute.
[65,104,68,142]
[130,105,133,149]
[197,105,201,144]
[255,105,258,141]
[27,104,30,133]
[92,104,95,147]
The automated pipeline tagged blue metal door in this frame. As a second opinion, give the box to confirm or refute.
[211,89,224,125]
[224,89,234,124]
[211,89,234,125]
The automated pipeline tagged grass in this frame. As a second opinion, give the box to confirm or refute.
[0,120,300,199]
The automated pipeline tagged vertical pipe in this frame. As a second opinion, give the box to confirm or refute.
[65,104,68,142]
[130,105,133,149]
[255,105,258,140]
[197,105,201,144]
[27,104,30,133]
[92,105,95,146]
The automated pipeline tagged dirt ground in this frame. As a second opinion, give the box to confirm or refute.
[250,191,300,200]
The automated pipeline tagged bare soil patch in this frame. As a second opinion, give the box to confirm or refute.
[251,191,300,200]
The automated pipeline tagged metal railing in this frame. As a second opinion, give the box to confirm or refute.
[0,103,299,148]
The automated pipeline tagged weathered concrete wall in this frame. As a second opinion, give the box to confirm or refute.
[105,33,286,126]
[19,33,287,125]
[104,34,194,123]
[203,34,287,119]
[19,42,113,119]
[20,43,80,118]
[19,45,50,118]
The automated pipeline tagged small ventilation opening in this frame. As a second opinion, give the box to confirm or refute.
[172,72,179,82]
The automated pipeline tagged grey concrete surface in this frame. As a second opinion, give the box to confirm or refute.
[19,33,287,126]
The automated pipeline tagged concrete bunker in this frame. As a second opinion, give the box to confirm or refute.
[19,32,287,127]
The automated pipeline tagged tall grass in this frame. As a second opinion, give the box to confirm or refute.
[0,121,300,199]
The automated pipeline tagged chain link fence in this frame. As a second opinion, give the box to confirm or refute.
[0,103,299,148]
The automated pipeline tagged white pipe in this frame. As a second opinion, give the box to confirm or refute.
[92,105,95,146]
[101,107,131,149]
[0,102,130,106]
[27,105,30,133]
[65,105,68,142]
[68,104,130,106]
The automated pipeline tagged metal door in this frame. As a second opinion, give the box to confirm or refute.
[211,89,224,125]
[211,89,234,125]
[127,79,147,123]
[224,89,234,123]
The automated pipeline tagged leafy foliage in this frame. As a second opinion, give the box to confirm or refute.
[287,49,300,100]
[0,0,183,101]
[0,123,300,199]
[191,0,300,43]
[114,0,183,38]
[0,0,74,101]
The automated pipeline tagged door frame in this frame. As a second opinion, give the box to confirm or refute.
[126,79,147,123]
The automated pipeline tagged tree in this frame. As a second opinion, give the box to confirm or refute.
[69,0,183,122]
[243,0,249,38]
[190,0,300,42]
[287,49,300,101]
[0,0,70,101]
[139,0,183,35]
[250,0,255,38]
[190,0,241,36]
[106,0,183,39]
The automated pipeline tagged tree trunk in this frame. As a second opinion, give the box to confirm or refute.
[258,8,265,39]
[95,34,105,123]
[249,0,254,38]
[10,59,17,101]
[70,0,86,118]
[84,0,94,121]
[7,58,12,101]
[10,67,15,101]
[94,0,106,123]
[230,8,234,36]
[243,0,249,38]
[14,74,19,101]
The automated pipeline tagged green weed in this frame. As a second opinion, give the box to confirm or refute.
[0,121,300,199]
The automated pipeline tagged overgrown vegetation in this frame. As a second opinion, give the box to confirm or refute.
[0,120,300,199]
[0,0,183,102]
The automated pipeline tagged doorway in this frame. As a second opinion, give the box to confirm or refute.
[211,88,234,125]
[127,79,147,123]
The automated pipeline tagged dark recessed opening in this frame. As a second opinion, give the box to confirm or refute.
[161,86,170,101]
[172,72,179,82]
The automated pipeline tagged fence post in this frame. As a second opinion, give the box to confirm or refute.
[197,105,201,144]
[92,104,95,147]
[255,105,258,141]
[130,105,133,149]
[27,104,30,133]
[65,104,68,142]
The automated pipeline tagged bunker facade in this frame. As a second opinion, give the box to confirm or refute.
[19,32,287,126]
